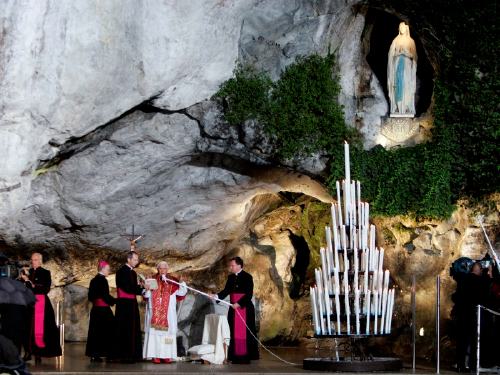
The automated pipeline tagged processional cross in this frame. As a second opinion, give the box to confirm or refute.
[121,224,145,251]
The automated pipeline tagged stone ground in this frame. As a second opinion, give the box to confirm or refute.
[28,342,453,374]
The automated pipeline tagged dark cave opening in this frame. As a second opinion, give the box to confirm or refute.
[288,231,310,300]
[365,9,434,117]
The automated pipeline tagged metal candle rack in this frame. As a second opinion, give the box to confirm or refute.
[304,143,402,372]
[309,142,396,339]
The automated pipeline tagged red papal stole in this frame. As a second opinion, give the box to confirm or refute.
[150,274,179,331]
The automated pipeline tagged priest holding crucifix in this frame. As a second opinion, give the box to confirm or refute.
[210,257,259,364]
[143,261,187,363]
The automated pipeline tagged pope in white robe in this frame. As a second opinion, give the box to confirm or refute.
[143,261,187,364]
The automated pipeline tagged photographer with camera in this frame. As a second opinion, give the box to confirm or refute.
[451,257,495,372]
[0,253,35,374]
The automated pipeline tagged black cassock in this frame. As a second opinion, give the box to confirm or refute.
[114,265,143,361]
[25,267,62,357]
[85,273,116,358]
[217,270,259,363]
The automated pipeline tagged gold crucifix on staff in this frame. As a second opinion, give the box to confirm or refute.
[120,224,145,252]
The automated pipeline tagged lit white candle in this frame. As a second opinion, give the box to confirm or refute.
[380,270,390,334]
[351,181,356,226]
[344,142,351,184]
[367,246,371,272]
[378,247,385,277]
[364,203,370,249]
[360,248,365,272]
[334,233,340,273]
[356,181,361,232]
[320,249,331,322]
[315,269,326,334]
[327,251,335,293]
[321,248,333,335]
[387,288,395,334]
[343,180,349,226]
[365,290,371,335]
[373,249,380,280]
[324,282,332,335]
[365,203,370,228]
[344,283,351,335]
[336,183,343,227]
[343,244,350,335]
[353,246,359,292]
[310,286,320,334]
[355,288,360,335]
[333,265,342,333]
[363,254,369,294]
[331,204,339,251]
[370,224,376,251]
[384,288,393,334]
[341,225,347,250]
[325,228,334,291]
[349,225,353,251]
[343,244,349,272]
[377,269,384,313]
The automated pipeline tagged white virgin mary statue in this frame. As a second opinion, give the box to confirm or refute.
[387,22,417,117]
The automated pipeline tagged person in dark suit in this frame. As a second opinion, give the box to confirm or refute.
[21,253,61,363]
[210,257,259,364]
[114,251,147,363]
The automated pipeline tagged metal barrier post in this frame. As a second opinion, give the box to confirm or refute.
[476,305,481,375]
[411,275,416,372]
[436,275,440,374]
[57,300,64,355]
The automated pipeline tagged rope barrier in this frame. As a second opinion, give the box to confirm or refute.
[165,277,299,366]
[479,305,500,316]
[476,215,500,275]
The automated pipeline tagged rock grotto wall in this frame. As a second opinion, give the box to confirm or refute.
[0,0,496,358]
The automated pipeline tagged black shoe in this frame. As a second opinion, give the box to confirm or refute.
[23,353,32,362]
[35,356,42,364]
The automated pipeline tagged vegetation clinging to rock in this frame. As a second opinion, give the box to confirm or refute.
[216,0,499,220]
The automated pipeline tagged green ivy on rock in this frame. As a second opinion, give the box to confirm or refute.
[215,54,356,159]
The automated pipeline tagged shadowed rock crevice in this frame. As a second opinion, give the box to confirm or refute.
[36,94,165,171]
[288,231,310,299]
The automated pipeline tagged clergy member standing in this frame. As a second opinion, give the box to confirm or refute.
[143,261,187,364]
[115,251,147,363]
[21,253,61,363]
[86,260,116,362]
[210,257,259,364]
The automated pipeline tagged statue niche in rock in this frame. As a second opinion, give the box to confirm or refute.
[387,22,417,117]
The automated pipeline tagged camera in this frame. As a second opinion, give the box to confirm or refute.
[0,254,27,279]
[450,255,495,280]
